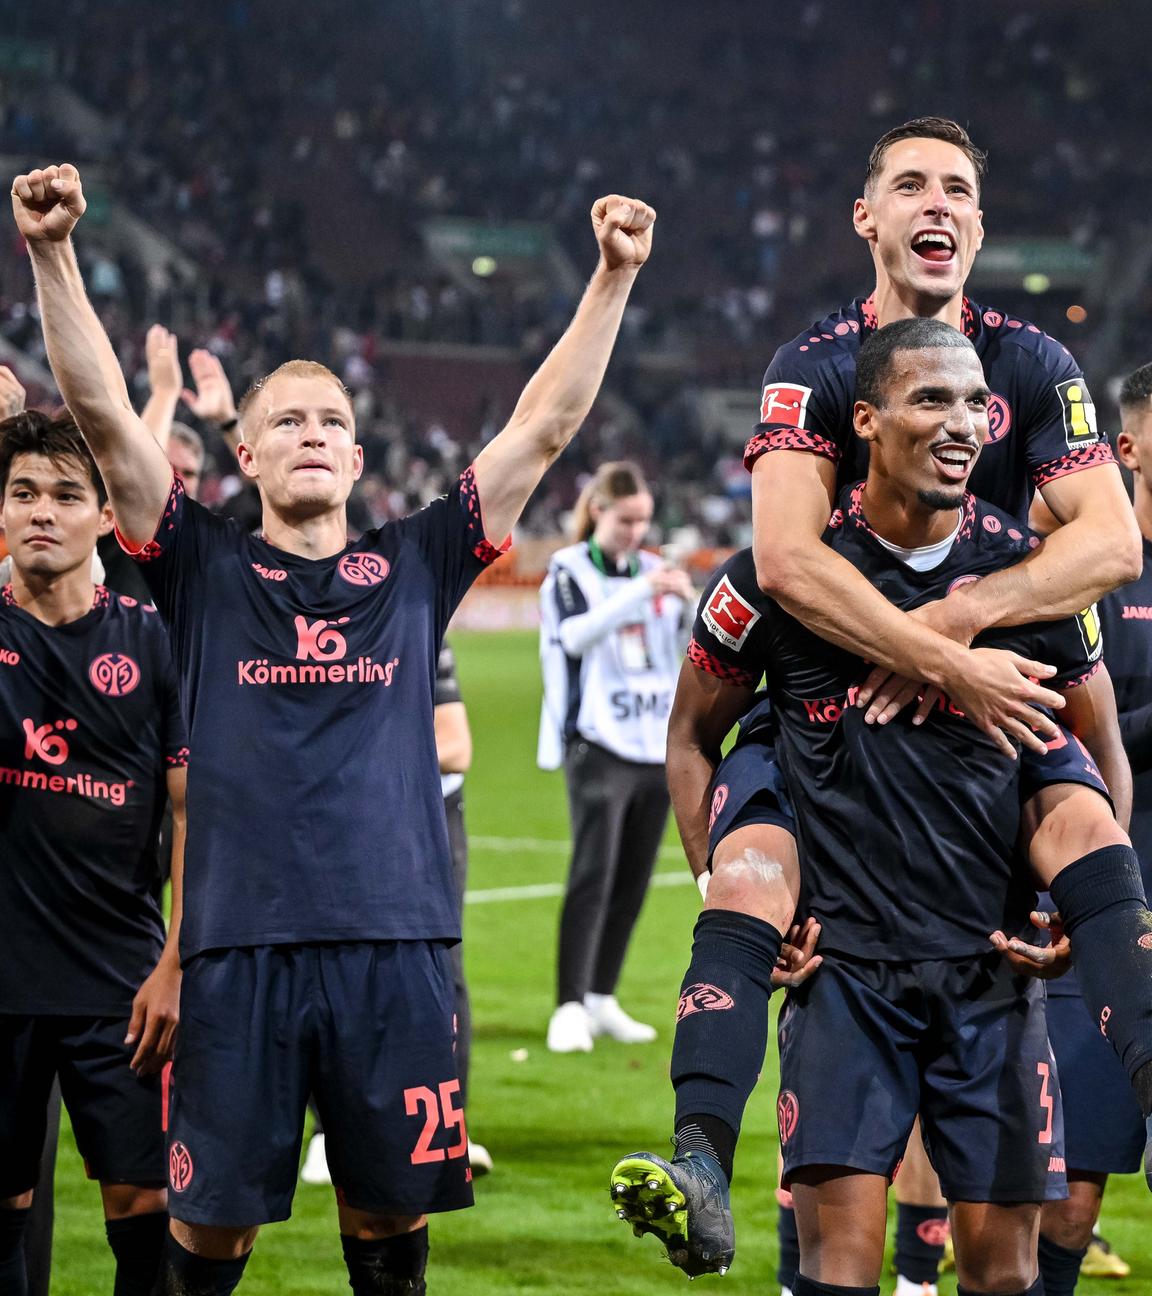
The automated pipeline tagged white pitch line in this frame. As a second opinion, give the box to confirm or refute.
[470,834,683,860]
[465,871,693,905]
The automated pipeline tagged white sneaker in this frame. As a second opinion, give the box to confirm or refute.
[547,1001,594,1052]
[468,1139,493,1176]
[585,993,657,1043]
[300,1132,331,1185]
[894,1279,937,1296]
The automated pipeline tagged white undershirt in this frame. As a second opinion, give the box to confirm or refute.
[870,513,962,572]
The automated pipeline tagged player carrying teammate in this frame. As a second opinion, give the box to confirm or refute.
[613,117,1152,1280]
[616,320,1131,1294]
[0,411,188,1295]
[13,160,655,1295]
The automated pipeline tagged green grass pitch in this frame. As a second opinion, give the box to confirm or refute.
[48,630,1149,1292]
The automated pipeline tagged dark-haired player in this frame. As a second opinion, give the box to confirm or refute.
[616,321,1137,1295]
[1032,364,1152,1294]
[14,161,655,1294]
[0,411,187,1295]
[623,117,1150,1280]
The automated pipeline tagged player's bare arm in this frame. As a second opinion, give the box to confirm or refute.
[666,659,757,880]
[12,164,172,546]
[471,195,654,543]
[434,701,472,775]
[752,449,1065,757]
[0,364,26,418]
[140,323,182,450]
[126,765,186,1075]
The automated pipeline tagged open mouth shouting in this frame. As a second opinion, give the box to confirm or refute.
[911,229,956,265]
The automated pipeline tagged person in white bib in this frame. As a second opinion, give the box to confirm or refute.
[539,462,695,1052]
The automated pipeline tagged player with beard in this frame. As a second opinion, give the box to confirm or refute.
[613,117,1152,1281]
[615,321,1134,1295]
[13,160,655,1295]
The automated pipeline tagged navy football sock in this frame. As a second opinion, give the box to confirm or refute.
[793,1277,880,1296]
[0,1207,30,1296]
[1048,845,1152,1104]
[894,1203,948,1283]
[957,1282,1042,1296]
[1037,1232,1085,1296]
[341,1228,429,1294]
[673,1114,736,1183]
[777,1200,800,1288]
[105,1211,168,1296]
[158,1234,251,1295]
[671,909,781,1163]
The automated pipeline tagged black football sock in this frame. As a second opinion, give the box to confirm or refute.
[341,1228,429,1295]
[0,1207,30,1296]
[670,909,782,1179]
[105,1211,168,1296]
[158,1234,251,1295]
[1048,845,1152,1106]
[673,1114,737,1183]
[777,1200,800,1289]
[1037,1232,1085,1296]
[793,1277,880,1296]
[894,1203,948,1283]
[957,1281,1042,1296]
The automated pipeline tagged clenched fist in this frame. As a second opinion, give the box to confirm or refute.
[591,194,656,272]
[11,163,87,243]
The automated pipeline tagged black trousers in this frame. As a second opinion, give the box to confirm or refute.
[23,1078,60,1296]
[557,740,669,1006]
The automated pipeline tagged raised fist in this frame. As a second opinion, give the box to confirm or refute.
[11,164,87,243]
[591,194,656,272]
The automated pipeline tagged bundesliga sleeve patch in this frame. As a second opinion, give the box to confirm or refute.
[759,383,813,428]
[1055,378,1100,449]
[701,576,761,651]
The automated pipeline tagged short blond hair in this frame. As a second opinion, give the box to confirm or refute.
[238,360,353,434]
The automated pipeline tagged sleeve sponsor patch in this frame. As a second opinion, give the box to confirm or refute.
[1055,378,1100,449]
[1076,603,1103,662]
[702,576,761,651]
[760,383,813,428]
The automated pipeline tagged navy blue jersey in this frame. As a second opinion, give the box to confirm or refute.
[1099,535,1152,868]
[121,469,505,959]
[0,586,187,1014]
[745,296,1115,522]
[689,487,1101,960]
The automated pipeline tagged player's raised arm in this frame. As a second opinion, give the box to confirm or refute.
[12,164,172,546]
[471,195,654,543]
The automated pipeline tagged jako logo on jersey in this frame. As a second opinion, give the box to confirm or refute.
[169,1141,193,1192]
[0,646,19,666]
[237,615,398,687]
[89,652,141,697]
[709,783,729,830]
[23,717,77,765]
[295,615,350,661]
[703,577,761,651]
[1056,378,1099,448]
[251,562,287,581]
[338,552,390,587]
[985,393,1012,443]
[1122,605,1152,620]
[676,983,735,1021]
[760,382,812,427]
[776,1091,799,1145]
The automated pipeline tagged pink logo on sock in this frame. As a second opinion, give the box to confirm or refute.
[676,982,734,1021]
[917,1218,951,1246]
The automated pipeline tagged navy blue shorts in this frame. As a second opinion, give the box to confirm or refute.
[776,953,1068,1203]
[167,942,474,1226]
[1018,726,1112,806]
[1046,976,1145,1175]
[0,1014,164,1196]
[706,735,795,867]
